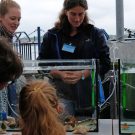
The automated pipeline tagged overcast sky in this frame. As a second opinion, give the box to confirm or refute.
[17,0,135,36]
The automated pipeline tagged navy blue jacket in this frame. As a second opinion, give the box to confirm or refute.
[38,24,110,76]
[38,24,110,109]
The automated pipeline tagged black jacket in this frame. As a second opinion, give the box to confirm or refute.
[38,24,111,109]
[38,24,110,76]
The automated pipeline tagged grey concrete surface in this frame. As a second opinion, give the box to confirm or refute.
[108,40,135,63]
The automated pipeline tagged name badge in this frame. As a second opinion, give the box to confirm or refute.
[62,43,76,53]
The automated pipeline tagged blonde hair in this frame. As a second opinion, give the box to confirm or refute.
[19,80,65,135]
[0,0,20,16]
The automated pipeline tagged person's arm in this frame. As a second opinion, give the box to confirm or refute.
[37,32,54,71]
[50,70,63,79]
[50,69,90,84]
[37,32,51,60]
[95,29,111,77]
[81,70,91,80]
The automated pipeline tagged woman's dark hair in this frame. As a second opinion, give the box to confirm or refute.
[0,37,23,83]
[55,0,90,34]
[63,0,88,10]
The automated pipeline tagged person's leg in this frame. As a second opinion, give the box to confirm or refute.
[0,88,8,113]
[7,83,17,117]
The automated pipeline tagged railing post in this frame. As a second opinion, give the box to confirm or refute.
[37,26,41,52]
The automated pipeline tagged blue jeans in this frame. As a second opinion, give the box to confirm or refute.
[7,83,17,117]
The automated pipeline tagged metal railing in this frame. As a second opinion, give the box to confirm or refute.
[13,41,39,60]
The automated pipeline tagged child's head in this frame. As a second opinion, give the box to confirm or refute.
[19,80,58,117]
[19,80,65,135]
[0,37,23,90]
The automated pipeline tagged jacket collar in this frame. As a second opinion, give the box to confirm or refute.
[0,25,13,42]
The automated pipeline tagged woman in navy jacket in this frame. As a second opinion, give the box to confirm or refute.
[38,0,110,116]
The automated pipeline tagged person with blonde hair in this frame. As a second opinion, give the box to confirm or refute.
[0,0,21,116]
[0,0,21,42]
[19,80,66,135]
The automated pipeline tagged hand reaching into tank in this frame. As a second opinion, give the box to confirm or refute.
[50,70,90,84]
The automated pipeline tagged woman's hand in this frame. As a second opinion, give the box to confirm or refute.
[61,71,82,84]
[50,70,90,84]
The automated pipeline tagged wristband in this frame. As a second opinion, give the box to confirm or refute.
[81,70,85,80]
